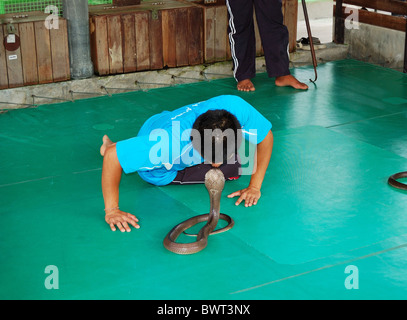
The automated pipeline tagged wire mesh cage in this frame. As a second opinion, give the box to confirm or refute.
[0,0,113,15]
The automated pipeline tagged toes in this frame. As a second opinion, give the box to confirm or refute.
[237,80,255,92]
[295,82,309,90]
[100,145,106,156]
[275,75,308,90]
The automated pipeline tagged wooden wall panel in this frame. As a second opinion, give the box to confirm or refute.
[113,0,141,6]
[162,9,177,68]
[34,21,53,84]
[89,2,205,74]
[0,26,8,89]
[3,25,24,88]
[135,11,151,71]
[214,5,228,62]
[122,14,137,73]
[204,6,216,63]
[0,27,9,89]
[90,16,110,75]
[283,0,298,53]
[107,15,124,74]
[18,22,38,86]
[175,8,189,67]
[50,19,70,82]
[163,6,204,67]
[149,10,163,70]
[202,4,233,63]
[1,18,69,89]
[188,6,204,65]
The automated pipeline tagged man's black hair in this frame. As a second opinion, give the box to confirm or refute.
[191,109,242,164]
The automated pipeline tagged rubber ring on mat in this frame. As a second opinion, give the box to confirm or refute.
[388,171,407,190]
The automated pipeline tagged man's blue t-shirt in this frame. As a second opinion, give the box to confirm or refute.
[116,95,272,186]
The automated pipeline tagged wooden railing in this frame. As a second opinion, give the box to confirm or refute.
[333,0,407,72]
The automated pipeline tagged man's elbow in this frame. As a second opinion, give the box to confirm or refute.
[261,130,273,146]
[104,145,121,169]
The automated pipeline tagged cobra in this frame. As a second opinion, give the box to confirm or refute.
[388,171,407,191]
[163,169,234,254]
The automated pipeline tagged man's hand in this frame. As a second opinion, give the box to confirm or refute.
[228,131,273,208]
[228,186,261,207]
[102,143,140,232]
[105,209,140,232]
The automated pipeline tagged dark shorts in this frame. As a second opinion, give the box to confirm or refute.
[171,155,241,185]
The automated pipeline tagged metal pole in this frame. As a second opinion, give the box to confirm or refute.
[404,17,407,73]
[334,0,344,44]
[62,0,94,79]
[301,0,318,82]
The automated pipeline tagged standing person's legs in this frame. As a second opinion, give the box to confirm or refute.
[254,0,308,90]
[254,0,290,78]
[226,0,256,91]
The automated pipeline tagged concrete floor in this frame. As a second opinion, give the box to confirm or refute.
[297,17,333,44]
[297,0,333,44]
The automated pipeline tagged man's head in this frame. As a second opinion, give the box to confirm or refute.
[191,109,242,166]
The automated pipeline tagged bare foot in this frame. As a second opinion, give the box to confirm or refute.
[275,75,309,90]
[237,79,255,92]
[100,135,115,156]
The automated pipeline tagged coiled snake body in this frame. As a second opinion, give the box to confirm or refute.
[163,169,234,255]
[388,171,407,190]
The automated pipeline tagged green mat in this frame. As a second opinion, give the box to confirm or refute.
[1,60,407,299]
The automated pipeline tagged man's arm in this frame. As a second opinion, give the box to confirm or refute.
[228,130,273,207]
[102,145,140,232]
